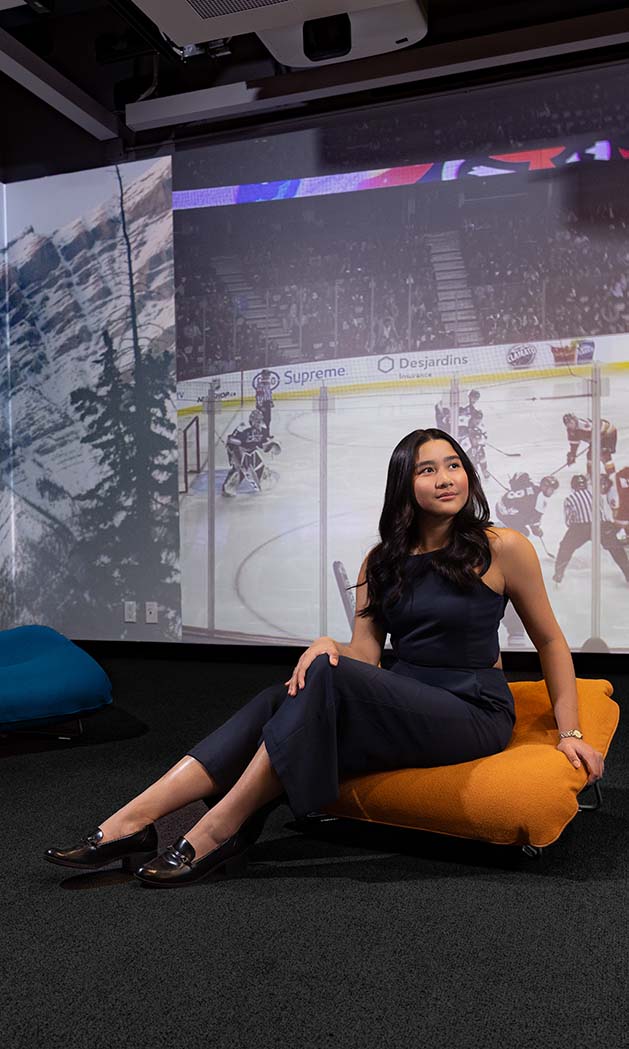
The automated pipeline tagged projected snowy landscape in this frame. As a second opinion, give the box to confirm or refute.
[1,159,180,641]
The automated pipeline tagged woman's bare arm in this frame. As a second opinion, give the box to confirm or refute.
[335,555,386,666]
[496,528,604,783]
[497,529,580,731]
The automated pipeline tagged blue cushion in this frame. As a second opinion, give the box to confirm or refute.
[0,626,112,728]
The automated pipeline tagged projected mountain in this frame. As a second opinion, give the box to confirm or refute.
[1,158,180,640]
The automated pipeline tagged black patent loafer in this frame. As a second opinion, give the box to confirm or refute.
[134,830,249,888]
[44,824,158,872]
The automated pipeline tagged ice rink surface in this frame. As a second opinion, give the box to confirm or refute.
[180,370,629,652]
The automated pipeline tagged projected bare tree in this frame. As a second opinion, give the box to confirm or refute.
[65,166,179,637]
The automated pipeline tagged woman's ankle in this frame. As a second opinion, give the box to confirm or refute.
[184,805,243,856]
[99,811,153,841]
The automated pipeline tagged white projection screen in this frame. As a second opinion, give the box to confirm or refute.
[2,60,629,651]
[173,61,629,653]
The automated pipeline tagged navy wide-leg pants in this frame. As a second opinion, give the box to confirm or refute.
[186,654,514,818]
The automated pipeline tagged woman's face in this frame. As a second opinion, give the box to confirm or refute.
[412,438,469,516]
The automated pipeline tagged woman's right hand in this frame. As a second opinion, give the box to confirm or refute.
[285,637,340,696]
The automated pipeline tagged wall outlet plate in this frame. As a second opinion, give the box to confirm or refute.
[124,601,137,623]
[145,601,158,624]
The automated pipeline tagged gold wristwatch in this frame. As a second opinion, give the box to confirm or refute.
[559,729,583,740]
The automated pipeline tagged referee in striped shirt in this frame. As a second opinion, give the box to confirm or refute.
[553,474,629,584]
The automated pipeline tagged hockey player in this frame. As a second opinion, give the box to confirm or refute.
[254,369,275,435]
[222,409,281,497]
[460,421,490,480]
[553,474,629,584]
[434,399,450,431]
[459,389,483,434]
[496,474,559,646]
[600,474,619,515]
[495,472,559,537]
[434,389,483,440]
[563,413,617,477]
[615,465,629,544]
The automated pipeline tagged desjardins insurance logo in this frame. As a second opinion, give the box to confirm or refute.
[378,353,470,375]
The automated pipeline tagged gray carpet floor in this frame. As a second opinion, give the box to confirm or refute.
[2,655,627,1049]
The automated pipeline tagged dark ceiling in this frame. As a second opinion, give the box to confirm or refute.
[1,0,629,178]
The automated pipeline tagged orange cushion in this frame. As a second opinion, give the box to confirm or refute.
[325,678,620,848]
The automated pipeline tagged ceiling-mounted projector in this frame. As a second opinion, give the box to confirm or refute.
[128,1,428,65]
[259,2,427,67]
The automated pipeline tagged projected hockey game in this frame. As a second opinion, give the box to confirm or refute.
[177,365,629,650]
[173,116,629,651]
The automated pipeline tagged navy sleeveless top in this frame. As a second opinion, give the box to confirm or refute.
[380,549,509,670]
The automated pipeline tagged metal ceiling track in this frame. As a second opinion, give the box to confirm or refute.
[3,7,629,142]
[127,8,629,131]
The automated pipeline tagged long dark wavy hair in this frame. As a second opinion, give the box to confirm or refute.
[359,428,494,623]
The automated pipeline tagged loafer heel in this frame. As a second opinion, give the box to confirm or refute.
[133,799,283,888]
[135,831,251,888]
[122,848,159,873]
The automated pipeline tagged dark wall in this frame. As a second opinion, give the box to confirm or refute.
[74,639,629,678]
[0,72,123,184]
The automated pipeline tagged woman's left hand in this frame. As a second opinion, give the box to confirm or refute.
[556,738,605,785]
